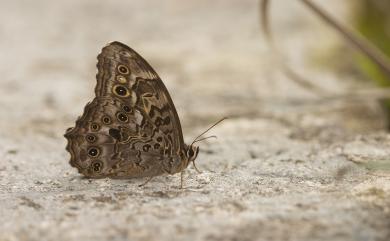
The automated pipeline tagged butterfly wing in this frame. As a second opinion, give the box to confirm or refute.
[64,42,186,178]
[96,41,185,152]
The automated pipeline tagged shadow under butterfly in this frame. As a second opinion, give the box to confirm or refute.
[64,41,225,187]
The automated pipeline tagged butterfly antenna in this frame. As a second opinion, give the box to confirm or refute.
[190,117,228,147]
[193,135,217,144]
[191,136,216,173]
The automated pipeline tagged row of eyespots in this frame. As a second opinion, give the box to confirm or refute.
[142,143,161,152]
[94,107,133,129]
[113,64,131,98]
[88,113,131,132]
[142,143,160,152]
[98,112,129,124]
[85,104,134,143]
[86,147,102,173]
[155,117,171,127]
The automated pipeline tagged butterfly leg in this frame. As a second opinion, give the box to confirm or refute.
[192,161,202,174]
[138,176,154,187]
[180,170,185,189]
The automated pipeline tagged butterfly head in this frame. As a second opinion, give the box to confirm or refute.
[185,144,200,165]
[183,117,227,173]
[180,144,200,173]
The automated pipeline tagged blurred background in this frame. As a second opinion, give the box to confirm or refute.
[1,0,389,138]
[1,1,390,241]
[0,0,389,137]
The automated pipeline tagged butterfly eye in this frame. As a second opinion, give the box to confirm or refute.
[85,134,97,143]
[116,112,128,122]
[117,65,130,75]
[188,148,194,157]
[113,85,130,97]
[91,161,103,173]
[88,147,100,157]
[90,123,100,131]
[102,116,111,124]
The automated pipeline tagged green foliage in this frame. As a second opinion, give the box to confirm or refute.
[355,0,390,86]
[354,1,390,126]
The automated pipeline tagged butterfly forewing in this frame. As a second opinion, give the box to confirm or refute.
[96,42,184,151]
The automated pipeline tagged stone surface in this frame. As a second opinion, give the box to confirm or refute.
[0,1,389,241]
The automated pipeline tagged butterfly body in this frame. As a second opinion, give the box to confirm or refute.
[64,42,199,179]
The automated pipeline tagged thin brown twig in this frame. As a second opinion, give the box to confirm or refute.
[322,88,390,102]
[260,0,272,43]
[259,0,327,94]
[259,0,390,104]
[259,87,390,107]
[300,0,390,80]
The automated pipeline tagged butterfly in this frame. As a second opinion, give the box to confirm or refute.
[64,41,224,187]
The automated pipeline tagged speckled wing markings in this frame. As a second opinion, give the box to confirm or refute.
[64,41,200,180]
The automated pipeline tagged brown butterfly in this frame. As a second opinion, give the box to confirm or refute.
[64,41,224,186]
